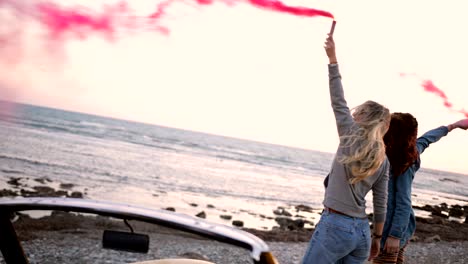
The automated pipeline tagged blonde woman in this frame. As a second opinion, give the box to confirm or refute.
[301,35,391,264]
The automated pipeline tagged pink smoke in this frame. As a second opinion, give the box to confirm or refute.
[401,73,468,118]
[0,0,333,116]
[421,80,453,108]
[1,0,332,43]
[36,3,117,40]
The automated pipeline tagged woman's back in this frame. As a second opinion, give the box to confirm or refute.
[324,64,390,223]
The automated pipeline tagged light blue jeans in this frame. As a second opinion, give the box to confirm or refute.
[301,210,371,264]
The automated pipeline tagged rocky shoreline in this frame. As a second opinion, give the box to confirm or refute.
[1,176,468,244]
[3,212,468,264]
[1,176,468,263]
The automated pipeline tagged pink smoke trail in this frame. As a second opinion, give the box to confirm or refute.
[1,0,333,42]
[0,0,334,115]
[421,80,453,108]
[401,73,468,118]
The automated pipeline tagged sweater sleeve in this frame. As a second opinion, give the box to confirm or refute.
[372,160,389,223]
[329,64,355,136]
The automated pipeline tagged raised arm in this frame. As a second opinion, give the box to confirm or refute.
[324,35,354,135]
[448,118,468,132]
[417,118,468,154]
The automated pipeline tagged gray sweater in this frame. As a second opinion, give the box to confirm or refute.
[323,64,389,223]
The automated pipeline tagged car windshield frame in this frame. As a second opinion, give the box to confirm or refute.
[0,197,273,264]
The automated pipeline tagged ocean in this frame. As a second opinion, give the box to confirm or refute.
[1,101,467,230]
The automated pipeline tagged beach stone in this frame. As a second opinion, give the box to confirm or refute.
[440,203,449,211]
[34,178,46,184]
[295,204,314,213]
[165,207,176,212]
[293,219,305,229]
[60,183,74,189]
[232,220,244,227]
[275,217,304,230]
[190,203,198,207]
[282,210,292,217]
[417,205,434,212]
[68,191,83,198]
[196,211,206,219]
[431,206,448,218]
[424,235,441,243]
[207,204,215,208]
[33,186,55,194]
[7,177,22,187]
[220,215,232,220]
[448,205,464,218]
[34,177,52,184]
[0,189,18,197]
[20,186,68,197]
[273,208,292,217]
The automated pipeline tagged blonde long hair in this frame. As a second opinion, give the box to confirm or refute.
[339,101,390,184]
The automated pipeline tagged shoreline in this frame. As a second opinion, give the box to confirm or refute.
[1,175,468,243]
[2,176,468,263]
[5,212,468,264]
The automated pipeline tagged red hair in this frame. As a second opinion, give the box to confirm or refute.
[383,113,419,177]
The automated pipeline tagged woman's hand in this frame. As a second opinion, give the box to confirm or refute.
[383,236,400,254]
[368,237,381,261]
[449,118,468,131]
[324,34,337,64]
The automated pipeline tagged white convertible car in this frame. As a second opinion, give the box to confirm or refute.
[0,198,279,264]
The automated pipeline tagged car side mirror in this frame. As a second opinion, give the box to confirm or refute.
[102,229,149,253]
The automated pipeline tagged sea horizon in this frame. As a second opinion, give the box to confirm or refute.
[1,100,467,230]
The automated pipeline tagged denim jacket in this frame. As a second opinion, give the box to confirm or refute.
[381,126,449,248]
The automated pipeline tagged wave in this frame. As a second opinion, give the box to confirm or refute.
[79,121,106,128]
[177,185,313,205]
[0,169,22,174]
[213,152,325,175]
[0,154,74,172]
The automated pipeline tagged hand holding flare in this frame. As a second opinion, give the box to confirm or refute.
[329,20,336,36]
[324,28,337,64]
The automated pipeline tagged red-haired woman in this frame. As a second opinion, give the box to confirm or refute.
[373,113,468,263]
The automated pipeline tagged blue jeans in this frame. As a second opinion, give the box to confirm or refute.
[301,210,371,264]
